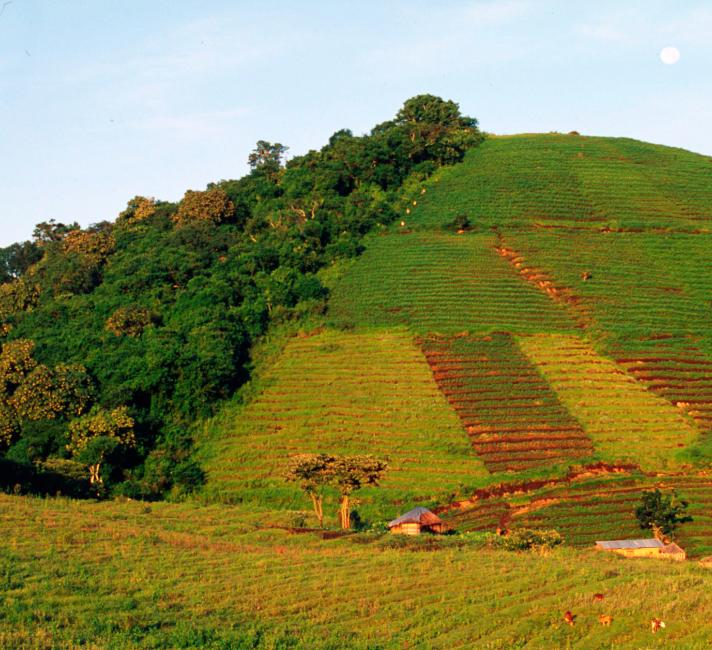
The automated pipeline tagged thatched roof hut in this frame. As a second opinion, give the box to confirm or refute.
[388,507,446,535]
[595,538,686,561]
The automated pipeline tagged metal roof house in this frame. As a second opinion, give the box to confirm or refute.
[595,538,686,561]
[388,507,446,535]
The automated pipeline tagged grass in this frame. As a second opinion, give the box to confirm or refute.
[328,231,577,335]
[517,334,699,470]
[3,493,712,649]
[197,328,489,519]
[407,134,712,232]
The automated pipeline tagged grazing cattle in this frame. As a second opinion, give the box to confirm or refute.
[581,271,592,281]
[592,593,605,602]
[651,618,666,633]
[563,611,576,626]
[598,615,613,626]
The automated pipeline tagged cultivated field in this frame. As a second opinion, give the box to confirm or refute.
[198,328,489,518]
[3,494,712,649]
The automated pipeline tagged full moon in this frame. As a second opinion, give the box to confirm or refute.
[660,46,681,65]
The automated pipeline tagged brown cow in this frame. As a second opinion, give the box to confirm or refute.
[599,615,613,626]
[563,611,576,627]
[651,618,666,633]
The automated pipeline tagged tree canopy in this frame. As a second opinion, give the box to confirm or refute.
[0,95,481,499]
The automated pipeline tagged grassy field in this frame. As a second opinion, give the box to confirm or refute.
[197,328,489,519]
[407,134,712,231]
[3,493,712,649]
[328,231,577,335]
[419,333,593,472]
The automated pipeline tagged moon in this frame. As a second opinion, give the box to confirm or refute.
[660,46,680,65]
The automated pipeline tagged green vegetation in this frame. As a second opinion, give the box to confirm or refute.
[517,334,698,469]
[420,333,593,472]
[3,494,712,649]
[636,488,693,539]
[0,95,481,498]
[199,328,488,520]
[328,232,577,334]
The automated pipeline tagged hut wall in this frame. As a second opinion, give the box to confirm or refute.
[391,522,421,536]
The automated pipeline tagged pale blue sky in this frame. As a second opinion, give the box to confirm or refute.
[1,1,710,246]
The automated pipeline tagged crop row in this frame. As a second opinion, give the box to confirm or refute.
[408,134,712,232]
[518,334,699,469]
[420,332,593,472]
[199,329,489,510]
[328,232,577,335]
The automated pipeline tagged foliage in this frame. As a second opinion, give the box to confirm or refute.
[172,188,236,227]
[0,95,481,498]
[489,528,563,551]
[285,453,387,529]
[635,488,693,538]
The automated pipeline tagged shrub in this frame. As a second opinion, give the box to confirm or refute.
[490,528,563,552]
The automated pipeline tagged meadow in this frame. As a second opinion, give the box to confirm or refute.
[3,494,712,649]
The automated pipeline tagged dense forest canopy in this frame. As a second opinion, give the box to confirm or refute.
[0,95,482,499]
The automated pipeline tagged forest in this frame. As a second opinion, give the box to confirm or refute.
[0,95,482,499]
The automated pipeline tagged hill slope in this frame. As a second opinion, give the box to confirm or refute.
[201,133,712,540]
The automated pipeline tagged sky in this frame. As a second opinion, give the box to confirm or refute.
[1,0,711,246]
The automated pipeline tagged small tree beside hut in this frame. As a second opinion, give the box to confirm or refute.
[285,453,387,530]
[635,489,692,540]
[285,453,336,528]
[332,456,388,530]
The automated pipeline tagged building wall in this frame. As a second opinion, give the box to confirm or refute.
[391,523,421,535]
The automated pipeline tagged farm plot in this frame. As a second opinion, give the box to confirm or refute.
[198,329,489,512]
[502,230,712,342]
[420,333,593,473]
[328,232,577,335]
[508,476,712,557]
[517,334,699,470]
[615,340,712,437]
[407,134,712,231]
[4,494,712,648]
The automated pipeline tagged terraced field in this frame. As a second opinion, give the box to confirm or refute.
[508,476,712,558]
[329,232,577,335]
[420,333,593,472]
[199,328,489,514]
[408,134,712,231]
[518,334,699,469]
[4,494,712,649]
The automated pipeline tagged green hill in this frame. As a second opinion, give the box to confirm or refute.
[200,132,712,532]
[6,121,712,647]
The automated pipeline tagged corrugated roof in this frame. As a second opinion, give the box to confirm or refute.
[596,539,664,550]
[388,507,443,528]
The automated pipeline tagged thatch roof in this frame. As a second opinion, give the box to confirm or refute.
[596,539,664,550]
[388,507,443,528]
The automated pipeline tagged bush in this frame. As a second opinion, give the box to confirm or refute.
[489,528,563,552]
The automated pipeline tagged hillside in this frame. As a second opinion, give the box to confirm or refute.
[5,128,712,648]
[201,133,712,545]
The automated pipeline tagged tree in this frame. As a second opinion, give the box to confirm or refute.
[635,488,692,539]
[331,455,388,530]
[248,140,288,177]
[67,406,136,487]
[32,219,80,245]
[172,188,235,227]
[285,453,335,527]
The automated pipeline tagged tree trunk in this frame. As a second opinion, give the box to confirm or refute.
[310,493,324,528]
[339,494,350,530]
[89,463,102,485]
